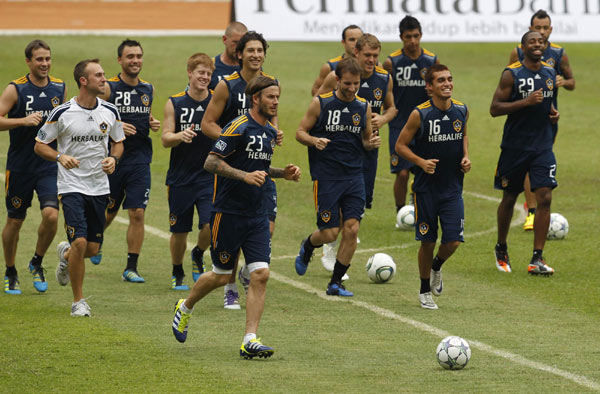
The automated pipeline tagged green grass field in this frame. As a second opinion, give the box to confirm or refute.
[0,35,599,393]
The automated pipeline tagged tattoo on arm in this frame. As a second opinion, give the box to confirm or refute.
[268,167,284,178]
[204,154,246,181]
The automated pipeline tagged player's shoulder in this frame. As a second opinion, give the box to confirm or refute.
[422,48,436,58]
[138,77,153,87]
[260,71,277,81]
[374,66,389,76]
[225,71,240,81]
[318,91,334,99]
[47,100,73,122]
[222,114,249,136]
[388,48,403,58]
[49,76,64,84]
[328,55,343,63]
[99,98,120,118]
[11,75,28,85]
[451,98,466,107]
[355,95,367,104]
[506,61,522,69]
[549,42,563,49]
[417,100,432,110]
[107,75,120,83]
[170,91,186,99]
[541,62,557,73]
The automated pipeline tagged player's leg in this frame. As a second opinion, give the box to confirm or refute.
[168,185,195,290]
[414,192,439,309]
[3,217,24,294]
[191,183,213,282]
[394,169,410,210]
[418,241,438,309]
[522,173,536,231]
[92,170,125,265]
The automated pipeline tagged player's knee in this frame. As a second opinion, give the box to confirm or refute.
[250,267,270,285]
[41,207,59,225]
[420,241,436,253]
[445,240,461,252]
[4,217,24,232]
[320,228,339,244]
[128,208,145,225]
[500,191,518,207]
[70,237,87,252]
[397,170,409,182]
[536,188,552,208]
[342,220,360,239]
[86,242,101,257]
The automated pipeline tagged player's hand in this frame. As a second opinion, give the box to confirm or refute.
[460,157,471,173]
[556,75,564,87]
[101,156,117,174]
[283,164,301,182]
[549,107,560,124]
[23,112,43,127]
[313,137,330,150]
[58,154,80,170]
[366,133,381,150]
[276,129,284,146]
[149,115,161,132]
[420,158,439,174]
[244,170,268,187]
[371,113,384,130]
[179,126,197,144]
[122,122,137,136]
[526,88,544,105]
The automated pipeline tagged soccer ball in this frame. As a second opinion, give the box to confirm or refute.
[396,205,415,230]
[365,253,396,283]
[436,336,471,370]
[547,213,569,240]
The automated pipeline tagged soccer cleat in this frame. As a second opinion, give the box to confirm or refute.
[29,262,48,293]
[71,298,91,317]
[171,275,189,291]
[56,241,70,286]
[172,299,191,343]
[295,239,313,276]
[419,292,438,310]
[494,247,512,273]
[191,249,205,282]
[523,212,534,231]
[238,264,250,295]
[122,269,145,283]
[224,289,241,310]
[90,249,102,265]
[528,257,554,276]
[326,281,353,297]
[240,338,274,359]
[320,242,336,272]
[4,275,22,295]
[430,269,443,297]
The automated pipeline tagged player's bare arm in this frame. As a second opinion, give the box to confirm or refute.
[362,104,380,151]
[490,70,542,117]
[296,97,330,150]
[371,77,398,130]
[395,109,437,174]
[269,164,301,181]
[204,153,266,187]
[461,110,471,173]
[311,63,333,96]
[102,140,124,175]
[508,47,519,65]
[161,99,196,147]
[34,140,80,169]
[148,86,161,131]
[315,71,337,96]
[201,79,228,140]
[557,53,575,90]
[549,103,560,124]
[0,84,42,130]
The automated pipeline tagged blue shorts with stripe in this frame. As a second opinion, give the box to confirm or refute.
[107,164,151,213]
[5,170,58,219]
[60,193,108,243]
[168,181,213,233]
[209,212,270,271]
[265,177,277,222]
[314,177,365,230]
[494,149,557,193]
[414,192,464,244]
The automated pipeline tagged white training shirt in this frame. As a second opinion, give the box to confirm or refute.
[36,97,125,196]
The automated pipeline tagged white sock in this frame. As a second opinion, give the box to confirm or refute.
[243,333,256,344]
[224,283,237,293]
[180,300,192,314]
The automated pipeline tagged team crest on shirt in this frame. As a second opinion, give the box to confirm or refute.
[352,113,361,126]
[37,130,47,141]
[66,225,75,239]
[10,197,22,209]
[219,251,231,264]
[546,58,556,67]
[215,140,227,151]
[373,88,383,101]
[390,154,399,166]
[420,68,428,80]
[108,197,116,210]
[99,122,108,134]
[453,119,463,132]
[169,214,177,226]
[51,96,60,107]
[501,177,509,188]
[141,94,150,106]
[321,210,331,223]
[546,78,554,91]
[419,222,429,235]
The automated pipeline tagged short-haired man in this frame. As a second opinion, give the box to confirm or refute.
[491,31,559,276]
[508,9,575,231]
[209,21,248,90]
[310,24,363,96]
[161,53,215,290]
[97,39,161,283]
[316,33,396,271]
[384,16,438,225]
[395,64,470,310]
[171,76,301,359]
[35,59,125,316]
[0,39,66,294]
[295,57,381,297]
[202,31,281,309]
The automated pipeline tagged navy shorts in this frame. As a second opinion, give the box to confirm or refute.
[389,127,414,173]
[5,170,58,219]
[168,182,213,233]
[363,148,378,209]
[107,164,151,213]
[414,192,464,244]
[60,193,108,243]
[264,177,277,222]
[209,212,270,270]
[314,177,365,230]
[494,149,557,194]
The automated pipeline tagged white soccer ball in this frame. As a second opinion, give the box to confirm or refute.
[436,336,471,370]
[365,253,396,283]
[547,213,569,240]
[396,205,415,230]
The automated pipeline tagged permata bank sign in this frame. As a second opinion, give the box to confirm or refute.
[235,0,600,42]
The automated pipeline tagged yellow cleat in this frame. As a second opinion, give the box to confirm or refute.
[523,212,534,231]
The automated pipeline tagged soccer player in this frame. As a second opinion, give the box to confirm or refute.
[97,39,161,283]
[171,76,301,359]
[202,31,281,309]
[316,33,396,270]
[162,53,215,290]
[508,9,575,231]
[395,64,471,310]
[490,31,559,276]
[34,59,125,316]
[295,57,381,297]
[0,39,66,294]
[384,16,438,224]
[208,21,247,90]
[310,24,363,96]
